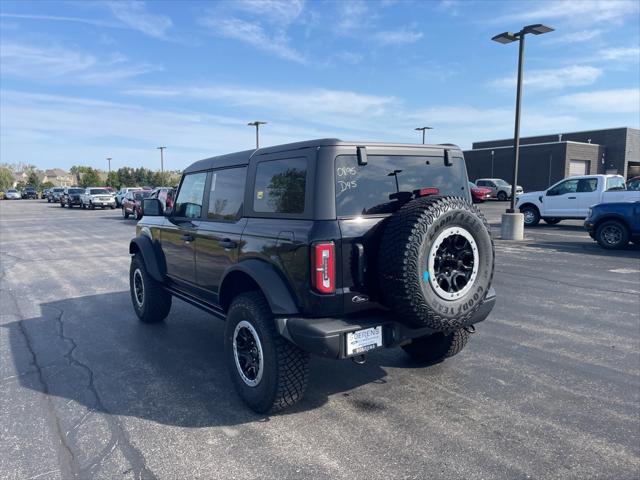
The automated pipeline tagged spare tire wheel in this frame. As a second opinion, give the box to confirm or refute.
[378,196,494,331]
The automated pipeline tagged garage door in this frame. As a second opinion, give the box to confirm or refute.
[569,160,589,177]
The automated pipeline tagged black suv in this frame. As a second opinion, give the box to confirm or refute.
[22,187,37,199]
[129,139,496,412]
[60,187,84,208]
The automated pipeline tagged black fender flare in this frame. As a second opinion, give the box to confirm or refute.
[129,235,165,283]
[219,259,299,315]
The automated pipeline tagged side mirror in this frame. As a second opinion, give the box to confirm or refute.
[142,198,164,216]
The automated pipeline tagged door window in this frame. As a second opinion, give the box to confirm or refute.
[207,167,247,221]
[254,157,307,214]
[577,178,598,193]
[174,172,207,218]
[548,179,578,196]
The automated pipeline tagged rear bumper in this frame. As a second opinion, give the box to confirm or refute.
[276,287,496,359]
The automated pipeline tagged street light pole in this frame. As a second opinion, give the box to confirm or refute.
[247,121,267,149]
[492,23,554,239]
[106,157,112,186]
[157,147,166,185]
[414,126,433,144]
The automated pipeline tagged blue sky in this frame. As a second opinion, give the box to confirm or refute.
[1,0,639,172]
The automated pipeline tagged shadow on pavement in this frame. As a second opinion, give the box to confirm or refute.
[523,240,640,259]
[4,292,388,426]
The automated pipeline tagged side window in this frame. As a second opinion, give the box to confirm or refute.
[174,172,207,219]
[207,167,247,221]
[577,178,598,193]
[606,177,625,191]
[549,179,578,195]
[254,157,307,214]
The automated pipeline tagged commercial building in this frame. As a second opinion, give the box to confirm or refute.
[464,127,639,192]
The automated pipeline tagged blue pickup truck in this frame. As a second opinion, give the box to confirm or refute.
[584,201,640,249]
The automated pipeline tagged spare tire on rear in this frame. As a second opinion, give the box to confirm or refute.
[378,196,494,331]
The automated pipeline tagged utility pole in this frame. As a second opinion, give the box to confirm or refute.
[247,121,267,149]
[414,126,433,144]
[157,147,166,185]
[106,157,112,187]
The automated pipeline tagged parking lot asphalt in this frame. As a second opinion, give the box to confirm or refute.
[1,199,639,480]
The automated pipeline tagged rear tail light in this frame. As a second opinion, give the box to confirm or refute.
[413,187,440,198]
[311,242,335,294]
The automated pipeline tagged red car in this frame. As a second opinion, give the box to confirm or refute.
[121,190,151,220]
[469,181,492,203]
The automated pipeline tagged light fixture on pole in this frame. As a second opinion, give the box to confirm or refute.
[157,147,166,185]
[414,126,433,144]
[247,121,267,149]
[492,23,554,239]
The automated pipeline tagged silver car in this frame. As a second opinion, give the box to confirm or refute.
[4,189,20,200]
[475,178,524,201]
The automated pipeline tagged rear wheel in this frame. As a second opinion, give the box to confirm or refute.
[596,221,629,249]
[520,205,540,226]
[543,218,561,225]
[402,329,470,363]
[122,207,129,219]
[497,191,507,201]
[129,254,172,323]
[225,292,309,413]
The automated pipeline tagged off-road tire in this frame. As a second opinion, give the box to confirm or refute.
[402,328,470,363]
[543,217,561,225]
[520,205,540,226]
[596,220,629,249]
[129,254,172,323]
[378,196,494,331]
[122,208,129,219]
[497,191,507,201]
[225,292,309,413]
[60,202,65,207]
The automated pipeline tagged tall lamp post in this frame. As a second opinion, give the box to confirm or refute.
[492,23,553,239]
[106,157,112,187]
[414,126,433,144]
[247,121,267,149]
[157,147,166,185]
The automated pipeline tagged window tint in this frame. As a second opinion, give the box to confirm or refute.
[89,189,109,195]
[208,167,246,221]
[476,180,486,187]
[549,179,578,195]
[577,178,598,193]
[254,158,307,214]
[335,154,466,216]
[174,172,207,218]
[627,178,640,191]
[606,176,625,191]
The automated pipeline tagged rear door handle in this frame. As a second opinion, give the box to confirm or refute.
[219,238,237,249]
[181,234,194,242]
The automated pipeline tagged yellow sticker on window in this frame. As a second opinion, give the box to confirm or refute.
[256,191,264,200]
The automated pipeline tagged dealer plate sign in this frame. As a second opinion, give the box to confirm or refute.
[346,326,383,356]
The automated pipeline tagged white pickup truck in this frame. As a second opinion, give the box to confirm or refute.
[80,187,116,210]
[516,174,640,226]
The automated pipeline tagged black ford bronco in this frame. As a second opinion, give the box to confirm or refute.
[129,139,495,412]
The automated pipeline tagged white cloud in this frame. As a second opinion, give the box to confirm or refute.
[230,0,305,25]
[106,1,172,39]
[374,26,423,45]
[0,42,160,84]
[546,29,602,44]
[597,46,640,61]
[0,13,122,28]
[556,89,640,113]
[495,0,639,26]
[492,65,602,90]
[199,17,306,63]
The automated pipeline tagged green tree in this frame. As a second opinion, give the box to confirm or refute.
[15,181,26,191]
[41,181,55,190]
[79,167,101,188]
[107,171,119,189]
[267,168,306,213]
[0,166,14,190]
[26,169,41,188]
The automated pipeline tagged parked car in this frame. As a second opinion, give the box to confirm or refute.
[627,176,640,191]
[468,181,492,203]
[114,187,143,207]
[121,190,150,219]
[516,175,640,226]
[129,139,496,413]
[584,201,640,249]
[60,187,85,208]
[41,188,51,200]
[80,187,116,209]
[49,187,65,203]
[148,187,175,210]
[4,189,20,200]
[475,178,523,201]
[22,187,37,199]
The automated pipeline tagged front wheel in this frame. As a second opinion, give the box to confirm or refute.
[60,203,65,207]
[122,207,129,219]
[520,205,540,226]
[543,218,561,225]
[596,221,629,249]
[129,254,172,323]
[497,191,507,201]
[225,292,309,413]
[402,329,470,363]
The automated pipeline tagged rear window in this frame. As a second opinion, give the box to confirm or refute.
[335,154,467,216]
[133,191,151,200]
[253,157,307,214]
[90,189,109,195]
[69,189,84,194]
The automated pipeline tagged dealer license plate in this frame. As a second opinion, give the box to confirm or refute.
[346,326,383,356]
